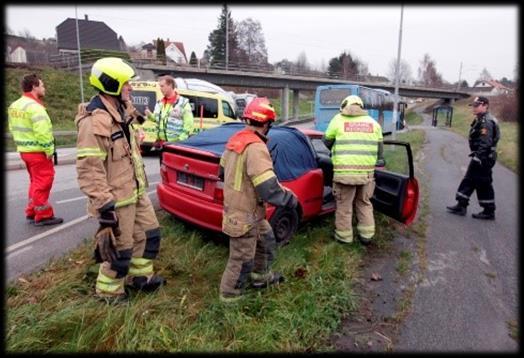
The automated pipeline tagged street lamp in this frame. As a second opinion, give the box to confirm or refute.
[392,4,404,139]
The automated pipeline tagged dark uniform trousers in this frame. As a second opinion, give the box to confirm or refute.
[456,157,496,212]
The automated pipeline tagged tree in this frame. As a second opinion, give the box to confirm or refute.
[418,53,443,87]
[274,58,295,74]
[387,58,413,85]
[295,51,310,74]
[156,38,166,64]
[189,51,198,66]
[327,51,362,80]
[479,67,492,81]
[205,4,243,68]
[236,18,268,68]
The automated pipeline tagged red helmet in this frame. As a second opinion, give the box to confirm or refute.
[242,97,276,123]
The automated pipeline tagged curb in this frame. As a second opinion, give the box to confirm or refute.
[6,157,77,171]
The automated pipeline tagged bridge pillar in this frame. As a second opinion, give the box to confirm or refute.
[292,89,300,120]
[281,85,289,121]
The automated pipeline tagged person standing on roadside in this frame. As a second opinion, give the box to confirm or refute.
[75,57,165,301]
[144,75,194,149]
[8,73,63,226]
[446,96,500,220]
[322,95,384,245]
[219,97,298,303]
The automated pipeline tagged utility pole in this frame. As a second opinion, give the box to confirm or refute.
[225,3,229,71]
[392,4,404,139]
[456,61,463,91]
[75,5,84,103]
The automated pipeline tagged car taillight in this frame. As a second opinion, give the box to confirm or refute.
[401,178,419,226]
[214,181,224,203]
[160,163,167,183]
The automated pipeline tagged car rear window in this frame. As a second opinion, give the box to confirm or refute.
[177,123,317,181]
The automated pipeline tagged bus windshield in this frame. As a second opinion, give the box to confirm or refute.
[314,84,404,134]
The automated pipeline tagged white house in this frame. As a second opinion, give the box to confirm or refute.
[8,46,28,63]
[471,79,512,96]
[165,41,187,64]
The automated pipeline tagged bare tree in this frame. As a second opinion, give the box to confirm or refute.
[387,58,413,85]
[479,67,493,81]
[236,18,268,67]
[418,53,443,87]
[296,51,310,74]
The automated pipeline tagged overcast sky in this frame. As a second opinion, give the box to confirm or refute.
[5,5,518,85]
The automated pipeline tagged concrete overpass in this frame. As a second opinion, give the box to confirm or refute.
[136,64,470,120]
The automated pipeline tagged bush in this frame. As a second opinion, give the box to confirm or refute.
[490,92,518,122]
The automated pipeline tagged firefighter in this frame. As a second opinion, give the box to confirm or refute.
[144,75,194,149]
[75,57,165,300]
[322,95,384,245]
[7,73,63,226]
[219,97,298,302]
[447,96,500,220]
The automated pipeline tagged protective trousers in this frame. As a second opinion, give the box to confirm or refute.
[220,219,276,297]
[332,179,375,242]
[455,158,496,212]
[96,193,161,297]
[21,152,55,221]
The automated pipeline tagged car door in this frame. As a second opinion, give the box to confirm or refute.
[372,140,419,225]
[308,136,419,225]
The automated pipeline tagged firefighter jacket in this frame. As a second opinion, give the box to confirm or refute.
[220,127,296,237]
[8,94,55,157]
[75,94,148,217]
[468,112,500,163]
[147,93,194,142]
[323,110,383,185]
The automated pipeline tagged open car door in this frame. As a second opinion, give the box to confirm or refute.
[371,140,419,225]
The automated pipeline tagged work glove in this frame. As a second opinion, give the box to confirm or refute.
[471,155,483,166]
[99,205,120,236]
[286,191,298,209]
[94,226,119,263]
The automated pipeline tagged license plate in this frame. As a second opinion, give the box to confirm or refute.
[177,171,204,191]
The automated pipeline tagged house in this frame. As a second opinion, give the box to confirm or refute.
[165,40,187,64]
[470,79,512,96]
[5,35,56,64]
[56,15,125,54]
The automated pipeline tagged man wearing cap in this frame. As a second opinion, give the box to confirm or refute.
[446,96,500,220]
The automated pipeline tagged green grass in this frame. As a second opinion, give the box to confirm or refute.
[383,129,425,176]
[405,111,423,126]
[446,98,518,173]
[271,97,314,122]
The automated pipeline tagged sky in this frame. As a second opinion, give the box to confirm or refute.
[5,5,519,86]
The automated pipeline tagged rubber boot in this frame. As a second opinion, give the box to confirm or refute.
[472,210,495,220]
[446,203,467,216]
[251,271,285,289]
[127,275,166,293]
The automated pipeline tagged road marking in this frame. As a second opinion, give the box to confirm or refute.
[57,196,86,204]
[6,215,90,253]
[149,181,160,185]
[7,245,33,258]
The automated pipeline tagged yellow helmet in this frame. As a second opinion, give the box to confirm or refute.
[340,95,364,111]
[89,57,138,96]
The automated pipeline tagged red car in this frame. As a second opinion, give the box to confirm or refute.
[158,123,419,244]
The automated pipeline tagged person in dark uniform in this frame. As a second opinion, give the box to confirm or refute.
[446,96,500,220]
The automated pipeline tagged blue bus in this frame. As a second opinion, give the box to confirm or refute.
[313,84,406,134]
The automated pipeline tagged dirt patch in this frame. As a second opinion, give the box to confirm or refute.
[330,232,422,351]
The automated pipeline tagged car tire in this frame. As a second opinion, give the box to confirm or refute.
[269,207,299,246]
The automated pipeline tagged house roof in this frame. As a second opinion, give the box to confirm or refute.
[166,41,187,60]
[56,18,120,51]
[473,79,511,90]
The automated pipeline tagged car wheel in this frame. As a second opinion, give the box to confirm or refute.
[269,207,299,246]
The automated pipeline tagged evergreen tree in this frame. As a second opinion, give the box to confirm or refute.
[156,38,166,64]
[189,51,198,66]
[205,4,242,68]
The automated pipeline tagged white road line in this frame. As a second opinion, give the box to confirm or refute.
[56,196,86,204]
[149,181,160,185]
[6,215,90,253]
[7,245,33,258]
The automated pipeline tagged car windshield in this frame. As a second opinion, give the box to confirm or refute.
[176,123,317,181]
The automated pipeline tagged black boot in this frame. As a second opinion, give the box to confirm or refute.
[251,272,285,289]
[127,275,166,292]
[472,210,495,220]
[358,235,373,246]
[446,203,466,216]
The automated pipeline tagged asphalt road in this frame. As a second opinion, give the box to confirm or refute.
[394,111,518,352]
[5,156,161,283]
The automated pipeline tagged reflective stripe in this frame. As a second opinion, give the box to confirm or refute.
[77,147,107,159]
[128,257,154,276]
[15,140,53,148]
[334,164,376,170]
[96,269,125,294]
[334,230,353,243]
[32,114,48,123]
[334,150,378,156]
[478,199,495,204]
[250,271,272,281]
[233,153,245,191]
[11,126,32,133]
[220,156,225,167]
[472,156,482,164]
[357,224,374,239]
[34,205,51,211]
[252,170,275,187]
[336,139,378,145]
[115,192,138,208]
[457,192,469,199]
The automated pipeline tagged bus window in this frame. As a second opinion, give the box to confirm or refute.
[319,88,352,106]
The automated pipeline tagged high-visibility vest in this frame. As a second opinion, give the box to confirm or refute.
[325,113,383,176]
[149,96,194,142]
[8,96,54,156]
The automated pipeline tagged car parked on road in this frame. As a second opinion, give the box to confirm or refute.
[157,122,419,244]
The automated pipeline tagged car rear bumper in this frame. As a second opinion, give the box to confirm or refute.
[157,183,223,232]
